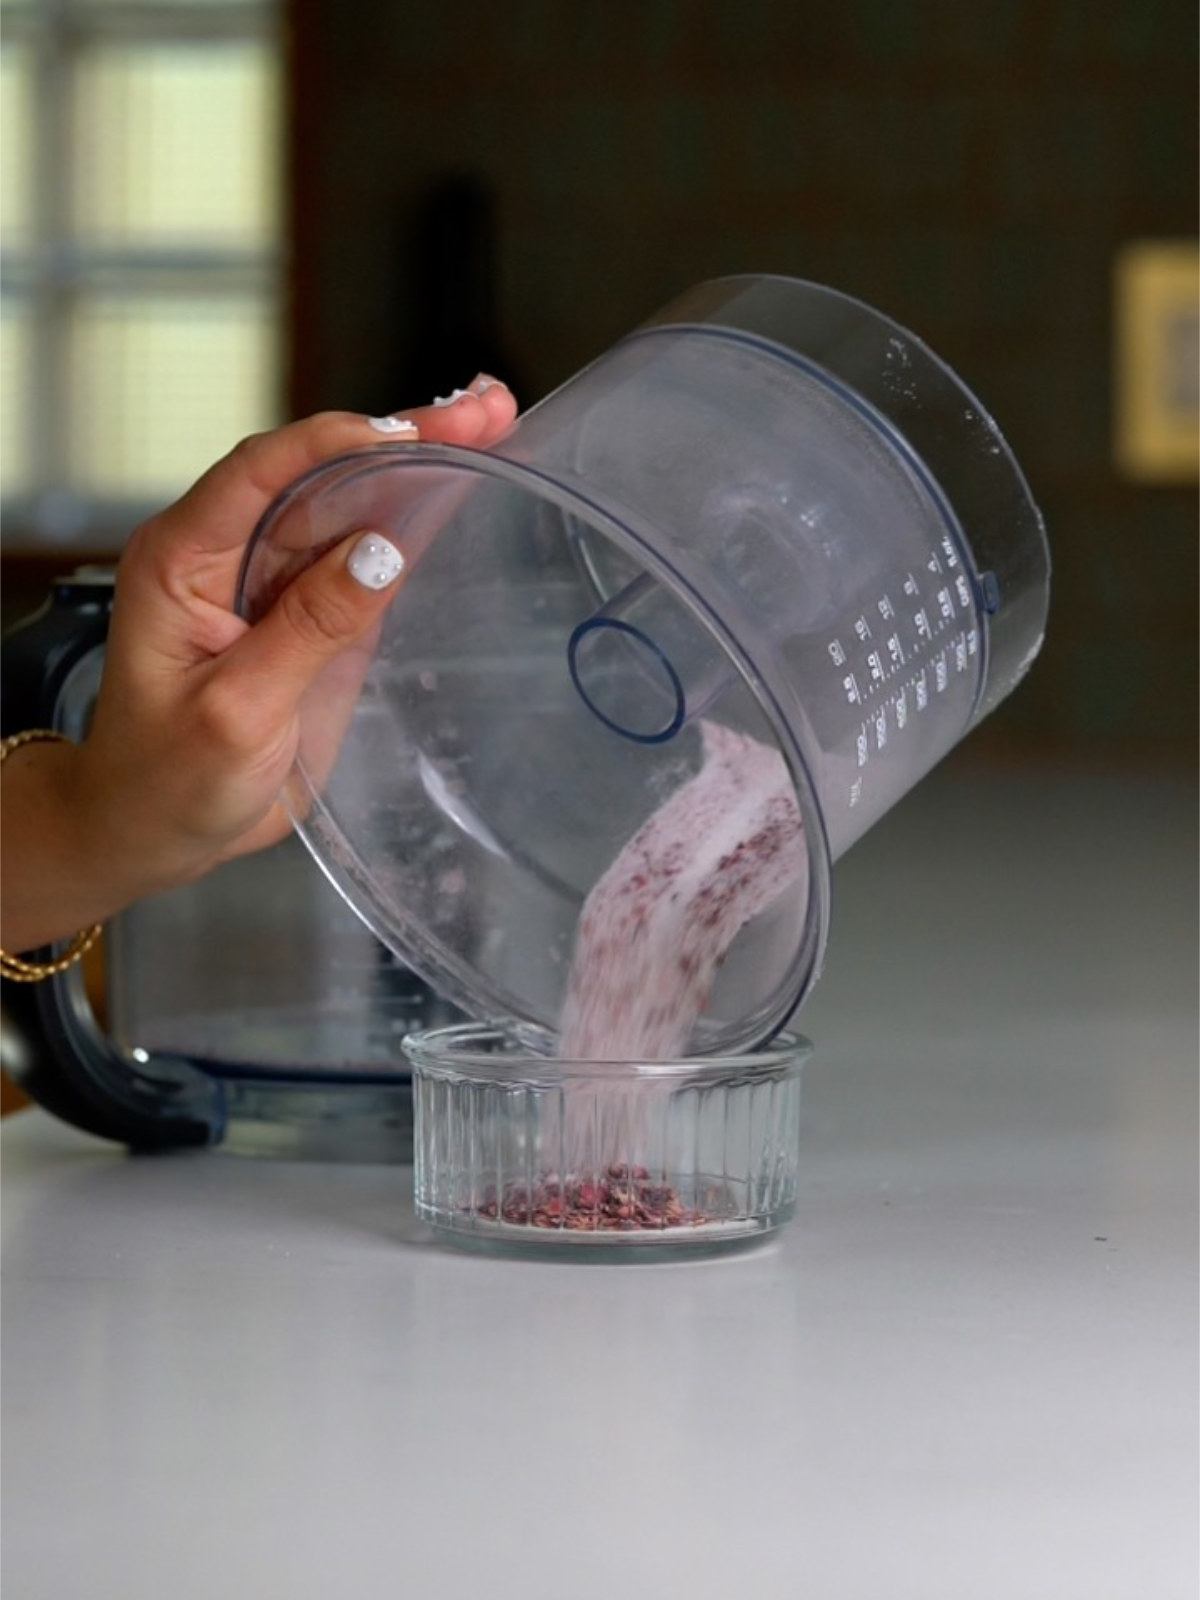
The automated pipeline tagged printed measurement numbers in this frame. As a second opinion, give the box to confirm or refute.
[825,533,981,808]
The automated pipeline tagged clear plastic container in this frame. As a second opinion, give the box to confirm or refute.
[238,276,1049,1058]
[404,1024,811,1260]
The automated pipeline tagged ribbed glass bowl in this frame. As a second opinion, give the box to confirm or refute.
[403,1025,812,1261]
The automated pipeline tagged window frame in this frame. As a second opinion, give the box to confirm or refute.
[0,0,284,553]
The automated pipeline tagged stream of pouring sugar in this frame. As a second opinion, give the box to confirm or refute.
[554,721,807,1172]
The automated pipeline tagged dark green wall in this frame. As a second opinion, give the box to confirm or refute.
[291,0,1198,762]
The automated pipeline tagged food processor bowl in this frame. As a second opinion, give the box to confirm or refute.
[236,276,1048,1060]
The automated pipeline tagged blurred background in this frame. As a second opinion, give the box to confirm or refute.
[2,0,1195,759]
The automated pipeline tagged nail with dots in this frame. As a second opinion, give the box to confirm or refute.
[367,415,419,436]
[347,532,406,590]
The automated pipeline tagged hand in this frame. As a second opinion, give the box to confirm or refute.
[0,377,518,952]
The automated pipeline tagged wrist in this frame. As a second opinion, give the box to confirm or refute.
[0,732,133,952]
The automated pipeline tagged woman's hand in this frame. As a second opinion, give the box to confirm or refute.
[0,377,518,953]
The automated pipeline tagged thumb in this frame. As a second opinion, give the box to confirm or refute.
[223,529,405,726]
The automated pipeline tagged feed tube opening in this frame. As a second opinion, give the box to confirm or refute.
[567,572,734,744]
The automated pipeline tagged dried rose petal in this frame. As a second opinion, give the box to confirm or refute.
[467,1169,707,1232]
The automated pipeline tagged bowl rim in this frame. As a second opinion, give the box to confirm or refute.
[402,1022,813,1086]
[235,435,835,1061]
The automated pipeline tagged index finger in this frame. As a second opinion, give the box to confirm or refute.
[152,386,519,561]
[151,411,415,560]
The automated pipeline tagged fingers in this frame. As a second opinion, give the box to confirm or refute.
[397,374,518,448]
[470,373,521,437]
[152,375,517,560]
[153,412,416,558]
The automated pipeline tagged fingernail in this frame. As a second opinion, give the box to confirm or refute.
[431,388,472,408]
[367,415,419,436]
[469,373,503,395]
[347,532,406,590]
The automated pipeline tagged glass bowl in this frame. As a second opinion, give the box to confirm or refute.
[403,1024,812,1261]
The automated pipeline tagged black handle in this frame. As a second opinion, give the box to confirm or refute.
[2,571,218,1149]
[1,568,117,736]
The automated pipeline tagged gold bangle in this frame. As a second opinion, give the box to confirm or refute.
[0,728,104,983]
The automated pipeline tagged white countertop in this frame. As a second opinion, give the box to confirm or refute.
[3,764,1197,1600]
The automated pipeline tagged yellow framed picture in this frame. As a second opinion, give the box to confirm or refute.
[1113,240,1199,483]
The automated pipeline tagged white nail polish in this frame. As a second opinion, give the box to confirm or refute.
[432,388,471,407]
[367,415,419,435]
[347,533,406,590]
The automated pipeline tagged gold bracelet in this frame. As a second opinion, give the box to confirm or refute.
[0,728,104,983]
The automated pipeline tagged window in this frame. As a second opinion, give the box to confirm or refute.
[0,0,283,550]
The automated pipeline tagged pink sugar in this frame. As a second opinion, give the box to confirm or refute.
[559,721,807,1062]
